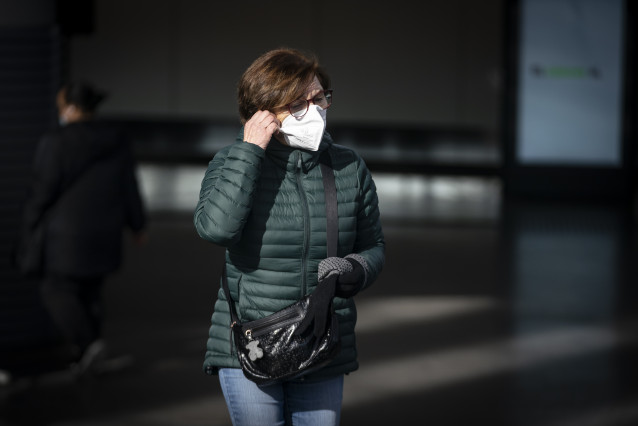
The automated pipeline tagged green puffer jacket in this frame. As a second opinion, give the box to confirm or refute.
[194,130,385,381]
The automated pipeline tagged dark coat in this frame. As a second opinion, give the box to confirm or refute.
[23,121,146,277]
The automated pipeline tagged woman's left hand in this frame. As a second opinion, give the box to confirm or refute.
[318,255,369,298]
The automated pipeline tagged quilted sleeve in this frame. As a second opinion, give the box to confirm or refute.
[352,154,385,290]
[194,141,266,247]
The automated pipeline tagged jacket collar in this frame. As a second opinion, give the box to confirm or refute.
[237,127,333,173]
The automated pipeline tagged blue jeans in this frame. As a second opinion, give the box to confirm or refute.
[218,368,344,426]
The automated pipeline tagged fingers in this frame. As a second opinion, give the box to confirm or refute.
[244,110,281,150]
[255,110,280,128]
[318,257,353,281]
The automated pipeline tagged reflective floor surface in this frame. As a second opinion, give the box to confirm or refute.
[1,168,636,426]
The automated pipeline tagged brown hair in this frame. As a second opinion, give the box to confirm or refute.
[237,48,331,123]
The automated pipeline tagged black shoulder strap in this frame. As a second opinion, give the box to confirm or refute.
[222,149,338,324]
[222,264,239,324]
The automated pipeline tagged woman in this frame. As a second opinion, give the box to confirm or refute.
[194,48,385,425]
[21,82,146,373]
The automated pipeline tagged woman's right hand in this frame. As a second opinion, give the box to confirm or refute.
[243,110,281,150]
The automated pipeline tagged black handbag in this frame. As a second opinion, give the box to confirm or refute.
[221,151,341,386]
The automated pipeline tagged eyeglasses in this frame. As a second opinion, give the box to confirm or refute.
[286,90,333,118]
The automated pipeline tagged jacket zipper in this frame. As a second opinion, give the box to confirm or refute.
[296,151,310,298]
[243,305,303,338]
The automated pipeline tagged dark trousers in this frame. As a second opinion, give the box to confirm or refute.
[40,274,105,353]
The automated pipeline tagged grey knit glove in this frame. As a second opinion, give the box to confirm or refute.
[318,254,369,298]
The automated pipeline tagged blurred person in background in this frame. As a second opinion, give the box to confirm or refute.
[20,82,147,374]
[194,48,385,425]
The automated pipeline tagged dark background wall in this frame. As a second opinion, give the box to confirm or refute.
[0,0,55,27]
[67,0,503,133]
[0,0,61,353]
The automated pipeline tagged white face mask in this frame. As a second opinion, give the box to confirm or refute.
[279,104,327,151]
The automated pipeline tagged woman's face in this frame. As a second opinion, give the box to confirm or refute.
[274,76,324,123]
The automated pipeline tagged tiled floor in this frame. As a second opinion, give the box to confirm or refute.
[1,170,636,426]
